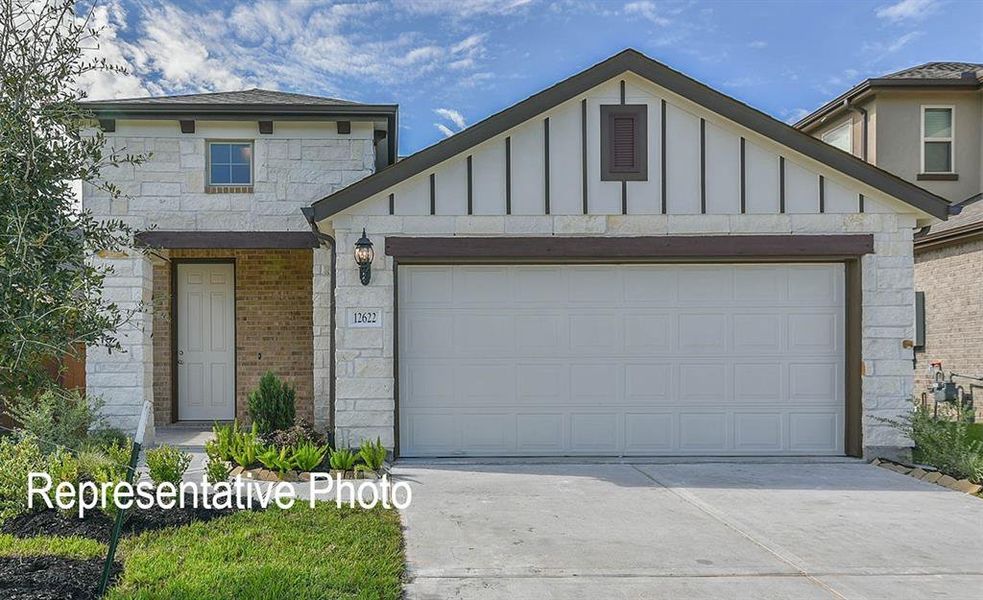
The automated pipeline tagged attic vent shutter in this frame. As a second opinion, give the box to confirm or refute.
[612,116,636,170]
[600,105,648,181]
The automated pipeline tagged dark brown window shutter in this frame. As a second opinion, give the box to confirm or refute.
[611,115,637,170]
[600,105,647,181]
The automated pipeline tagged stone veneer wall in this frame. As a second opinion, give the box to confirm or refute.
[914,237,983,417]
[322,212,918,456]
[83,120,375,435]
[150,249,314,425]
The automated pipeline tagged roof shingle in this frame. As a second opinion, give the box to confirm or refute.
[83,88,364,107]
[881,62,983,81]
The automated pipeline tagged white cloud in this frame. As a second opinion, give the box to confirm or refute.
[75,2,148,99]
[862,31,922,63]
[747,40,767,49]
[434,108,467,129]
[624,1,671,25]
[782,108,811,124]
[876,0,939,21]
[401,0,535,18]
[434,123,456,137]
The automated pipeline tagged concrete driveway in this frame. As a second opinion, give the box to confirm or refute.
[394,460,983,599]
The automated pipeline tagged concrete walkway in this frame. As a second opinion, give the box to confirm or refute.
[395,461,983,599]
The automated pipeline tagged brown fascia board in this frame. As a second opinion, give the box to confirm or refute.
[134,230,318,249]
[311,49,950,222]
[79,101,398,120]
[795,78,981,131]
[914,222,983,251]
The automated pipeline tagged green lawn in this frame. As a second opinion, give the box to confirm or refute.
[0,504,404,600]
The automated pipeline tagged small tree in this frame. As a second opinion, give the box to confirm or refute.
[0,0,147,395]
[247,371,296,434]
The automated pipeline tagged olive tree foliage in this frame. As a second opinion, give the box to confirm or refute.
[0,0,147,394]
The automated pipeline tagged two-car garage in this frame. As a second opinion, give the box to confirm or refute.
[398,262,845,457]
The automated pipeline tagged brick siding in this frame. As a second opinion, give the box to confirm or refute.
[151,249,314,425]
[914,237,983,417]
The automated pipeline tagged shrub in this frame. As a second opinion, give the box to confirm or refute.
[0,435,47,524]
[46,450,81,516]
[257,445,294,474]
[4,388,106,451]
[291,440,329,472]
[262,423,326,450]
[229,423,262,468]
[247,372,296,434]
[90,438,134,519]
[146,444,193,486]
[328,447,358,472]
[881,400,983,483]
[357,438,387,475]
[212,422,239,461]
[205,457,230,484]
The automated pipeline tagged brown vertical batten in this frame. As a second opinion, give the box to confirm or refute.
[505,137,512,215]
[739,137,746,214]
[544,117,551,214]
[859,193,864,213]
[845,259,863,457]
[700,118,706,214]
[466,155,473,215]
[392,259,400,457]
[819,175,825,213]
[581,99,588,214]
[622,182,628,214]
[660,99,667,214]
[779,156,786,213]
[429,173,435,215]
[620,79,626,103]
[388,193,394,215]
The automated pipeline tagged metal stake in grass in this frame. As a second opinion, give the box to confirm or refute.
[98,400,151,596]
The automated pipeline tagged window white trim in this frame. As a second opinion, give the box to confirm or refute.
[821,119,853,154]
[920,105,955,174]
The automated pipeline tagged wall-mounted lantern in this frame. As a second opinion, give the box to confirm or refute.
[353,228,374,286]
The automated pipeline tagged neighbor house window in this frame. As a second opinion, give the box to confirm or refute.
[207,141,253,189]
[921,106,954,173]
[821,121,852,153]
[600,105,648,181]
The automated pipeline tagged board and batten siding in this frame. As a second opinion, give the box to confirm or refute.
[319,71,923,458]
[350,74,904,219]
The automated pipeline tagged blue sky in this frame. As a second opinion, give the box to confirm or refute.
[82,0,983,155]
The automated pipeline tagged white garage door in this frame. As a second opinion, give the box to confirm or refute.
[398,263,844,457]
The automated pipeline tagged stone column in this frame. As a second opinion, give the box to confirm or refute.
[85,250,155,444]
[313,245,333,432]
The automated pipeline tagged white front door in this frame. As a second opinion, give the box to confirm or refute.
[177,263,235,421]
[398,263,845,457]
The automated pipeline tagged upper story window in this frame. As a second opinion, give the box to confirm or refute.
[921,106,954,173]
[207,141,253,190]
[821,121,851,153]
[600,105,648,181]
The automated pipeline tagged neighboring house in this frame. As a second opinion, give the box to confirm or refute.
[81,89,397,437]
[797,62,983,399]
[86,49,949,460]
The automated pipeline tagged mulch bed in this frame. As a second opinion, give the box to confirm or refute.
[2,496,245,543]
[0,556,120,600]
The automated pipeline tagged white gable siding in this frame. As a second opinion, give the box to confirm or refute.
[359,73,917,221]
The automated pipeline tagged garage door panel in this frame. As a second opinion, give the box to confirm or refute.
[571,412,619,452]
[399,264,845,457]
[624,313,673,352]
[625,413,674,451]
[516,414,565,452]
[678,313,729,352]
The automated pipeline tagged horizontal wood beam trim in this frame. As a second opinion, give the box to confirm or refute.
[135,231,318,249]
[386,234,875,260]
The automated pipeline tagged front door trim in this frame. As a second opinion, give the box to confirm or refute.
[171,258,237,423]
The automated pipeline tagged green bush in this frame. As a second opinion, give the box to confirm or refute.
[357,438,387,475]
[229,423,262,468]
[0,435,48,524]
[4,388,106,451]
[247,372,296,434]
[204,457,230,484]
[882,400,983,483]
[257,445,293,474]
[328,447,358,472]
[146,444,192,486]
[212,422,238,461]
[90,438,134,519]
[291,440,329,472]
